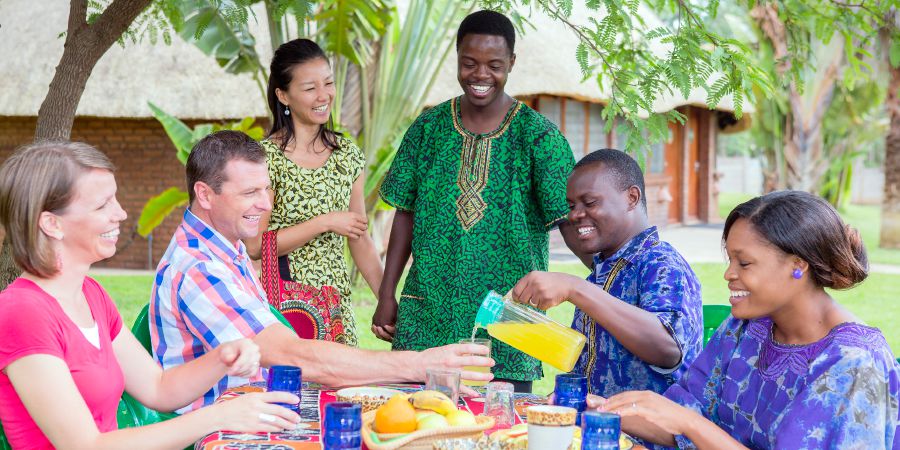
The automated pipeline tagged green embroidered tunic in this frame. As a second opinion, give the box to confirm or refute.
[380,98,575,380]
[263,137,365,346]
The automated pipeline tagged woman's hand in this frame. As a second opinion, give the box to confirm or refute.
[211,391,302,433]
[325,211,368,239]
[216,339,261,378]
[601,390,694,436]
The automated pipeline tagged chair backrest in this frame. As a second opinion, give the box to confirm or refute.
[702,305,732,346]
[0,417,10,450]
[117,392,162,429]
[131,303,152,355]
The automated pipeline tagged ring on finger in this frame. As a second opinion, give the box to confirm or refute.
[631,402,636,409]
[528,299,538,307]
[259,413,277,423]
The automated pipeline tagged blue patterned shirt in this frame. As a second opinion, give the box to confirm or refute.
[572,226,703,398]
[665,317,900,449]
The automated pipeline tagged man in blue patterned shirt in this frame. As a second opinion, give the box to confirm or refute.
[511,148,703,403]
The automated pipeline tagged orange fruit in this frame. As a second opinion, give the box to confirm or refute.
[373,394,417,434]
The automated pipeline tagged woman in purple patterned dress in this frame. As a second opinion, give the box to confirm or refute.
[599,191,900,449]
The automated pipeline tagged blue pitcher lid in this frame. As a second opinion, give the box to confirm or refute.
[475,290,504,326]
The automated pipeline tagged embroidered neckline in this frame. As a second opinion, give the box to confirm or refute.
[747,318,885,380]
[451,97,521,139]
[451,97,521,230]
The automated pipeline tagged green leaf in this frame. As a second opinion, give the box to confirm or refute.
[137,188,189,237]
[315,0,392,65]
[174,0,262,75]
[576,42,590,79]
[147,102,194,164]
[890,39,900,69]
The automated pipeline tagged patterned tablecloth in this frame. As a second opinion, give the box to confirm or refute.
[195,383,548,450]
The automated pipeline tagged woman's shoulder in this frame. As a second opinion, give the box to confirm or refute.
[816,322,895,369]
[0,279,55,323]
[260,138,283,156]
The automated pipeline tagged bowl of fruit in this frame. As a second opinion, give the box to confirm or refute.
[361,390,495,450]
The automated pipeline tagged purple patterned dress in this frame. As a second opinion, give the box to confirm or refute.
[664,316,900,449]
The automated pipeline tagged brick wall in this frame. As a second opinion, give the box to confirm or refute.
[0,116,193,269]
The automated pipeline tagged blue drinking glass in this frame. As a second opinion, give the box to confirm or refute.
[323,402,362,449]
[554,373,588,425]
[581,411,620,449]
[266,365,302,413]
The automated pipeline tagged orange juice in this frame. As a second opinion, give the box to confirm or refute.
[486,322,585,372]
[459,338,491,386]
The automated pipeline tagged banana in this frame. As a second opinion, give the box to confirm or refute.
[409,390,457,415]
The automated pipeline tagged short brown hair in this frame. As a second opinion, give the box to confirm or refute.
[0,141,115,277]
[186,130,266,204]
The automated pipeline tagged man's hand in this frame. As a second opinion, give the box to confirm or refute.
[511,271,583,310]
[417,344,494,391]
[217,339,261,378]
[372,295,398,342]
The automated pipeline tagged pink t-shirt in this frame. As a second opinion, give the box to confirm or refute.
[0,277,125,449]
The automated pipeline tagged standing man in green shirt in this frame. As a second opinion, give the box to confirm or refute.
[374,10,575,392]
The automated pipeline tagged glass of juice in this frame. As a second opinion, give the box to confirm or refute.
[458,338,492,386]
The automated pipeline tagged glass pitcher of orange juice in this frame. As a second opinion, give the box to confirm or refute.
[474,291,586,372]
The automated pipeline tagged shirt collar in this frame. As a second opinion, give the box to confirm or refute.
[593,226,660,266]
[182,208,247,263]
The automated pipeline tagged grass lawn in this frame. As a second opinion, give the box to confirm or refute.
[96,258,900,396]
[718,192,900,266]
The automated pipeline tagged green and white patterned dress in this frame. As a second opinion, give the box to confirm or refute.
[380,97,575,381]
[263,136,364,346]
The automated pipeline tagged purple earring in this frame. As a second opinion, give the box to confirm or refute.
[792,268,802,279]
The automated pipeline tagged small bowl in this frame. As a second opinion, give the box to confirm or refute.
[335,387,404,413]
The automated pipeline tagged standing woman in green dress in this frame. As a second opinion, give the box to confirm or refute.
[375,10,575,392]
[246,39,383,347]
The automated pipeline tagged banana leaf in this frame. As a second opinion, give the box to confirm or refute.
[137,188,190,237]
[172,0,263,75]
[148,102,194,164]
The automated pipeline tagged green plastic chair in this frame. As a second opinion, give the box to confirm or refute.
[702,305,732,346]
[132,303,152,354]
[117,304,165,429]
[0,418,10,450]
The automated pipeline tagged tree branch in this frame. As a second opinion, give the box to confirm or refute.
[90,0,153,50]
[68,0,88,36]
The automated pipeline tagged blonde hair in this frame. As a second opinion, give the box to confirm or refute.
[0,141,115,277]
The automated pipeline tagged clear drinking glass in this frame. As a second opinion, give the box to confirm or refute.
[484,381,515,430]
[425,368,461,405]
[458,338,492,386]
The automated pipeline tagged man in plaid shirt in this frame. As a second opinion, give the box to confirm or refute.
[151,131,494,413]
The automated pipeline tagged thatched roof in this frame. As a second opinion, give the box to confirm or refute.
[0,0,745,120]
[0,0,271,119]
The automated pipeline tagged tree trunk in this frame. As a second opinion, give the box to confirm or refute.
[35,0,153,140]
[879,63,900,247]
[0,0,151,291]
[752,4,841,192]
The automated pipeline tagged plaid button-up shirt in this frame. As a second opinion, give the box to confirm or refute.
[151,209,277,413]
